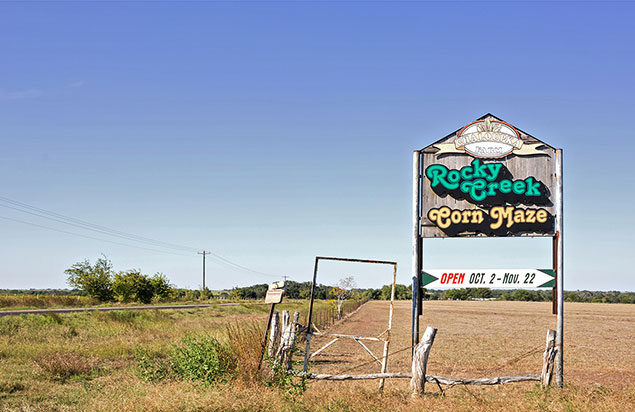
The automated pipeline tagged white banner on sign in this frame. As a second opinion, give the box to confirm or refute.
[421,269,554,289]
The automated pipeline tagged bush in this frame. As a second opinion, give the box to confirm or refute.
[65,256,114,302]
[150,273,172,300]
[135,323,263,385]
[113,270,155,304]
[170,335,237,384]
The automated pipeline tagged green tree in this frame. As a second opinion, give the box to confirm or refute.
[229,287,243,300]
[380,284,410,300]
[112,270,155,304]
[472,288,493,299]
[444,289,470,300]
[112,271,138,303]
[65,256,114,302]
[150,273,173,300]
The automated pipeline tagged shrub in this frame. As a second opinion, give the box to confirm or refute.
[169,335,237,384]
[112,270,155,304]
[65,256,114,302]
[150,273,173,300]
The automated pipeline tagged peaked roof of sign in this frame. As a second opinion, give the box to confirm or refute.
[419,113,557,151]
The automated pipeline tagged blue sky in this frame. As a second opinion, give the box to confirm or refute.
[1,1,633,291]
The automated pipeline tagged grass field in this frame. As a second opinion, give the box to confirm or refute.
[0,300,633,411]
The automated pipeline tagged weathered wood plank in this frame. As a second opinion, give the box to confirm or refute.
[541,329,557,386]
[410,326,437,396]
[296,371,540,385]
[267,311,280,358]
[309,338,339,359]
[429,375,539,386]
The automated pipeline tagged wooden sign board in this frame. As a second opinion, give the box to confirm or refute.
[421,269,555,289]
[420,114,556,238]
[265,289,284,304]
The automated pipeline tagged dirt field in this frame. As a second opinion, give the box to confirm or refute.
[309,300,635,389]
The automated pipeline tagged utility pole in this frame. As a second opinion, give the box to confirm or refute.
[198,250,210,291]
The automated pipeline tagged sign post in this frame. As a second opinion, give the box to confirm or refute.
[555,149,564,388]
[257,281,285,370]
[412,114,563,386]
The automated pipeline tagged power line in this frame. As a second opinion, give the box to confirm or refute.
[0,196,197,252]
[0,196,281,279]
[0,215,194,257]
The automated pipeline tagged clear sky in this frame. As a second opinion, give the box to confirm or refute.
[1,1,634,292]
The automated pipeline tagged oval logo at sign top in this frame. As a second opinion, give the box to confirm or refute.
[455,119,523,159]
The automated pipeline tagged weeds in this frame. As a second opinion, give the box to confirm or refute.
[266,357,308,396]
[135,334,238,385]
[224,321,263,382]
[0,318,21,335]
[0,380,25,395]
[170,335,237,384]
[134,349,171,382]
[36,353,100,382]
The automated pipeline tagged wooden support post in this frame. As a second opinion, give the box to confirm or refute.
[410,326,437,397]
[285,312,300,370]
[275,311,300,371]
[541,329,557,386]
[273,311,290,369]
[268,311,280,358]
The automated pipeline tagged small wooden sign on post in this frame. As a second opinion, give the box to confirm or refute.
[258,281,286,370]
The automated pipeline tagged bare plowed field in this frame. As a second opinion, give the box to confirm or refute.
[309,300,635,389]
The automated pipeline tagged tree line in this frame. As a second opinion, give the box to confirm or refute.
[425,288,635,304]
[229,282,635,304]
[8,260,634,305]
[228,281,414,301]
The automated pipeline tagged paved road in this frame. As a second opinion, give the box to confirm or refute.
[0,304,212,317]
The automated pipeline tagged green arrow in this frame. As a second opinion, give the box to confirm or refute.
[421,271,438,287]
[537,269,555,287]
[537,279,555,288]
[538,269,555,277]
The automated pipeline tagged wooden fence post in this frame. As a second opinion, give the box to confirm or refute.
[268,311,280,358]
[541,329,557,386]
[410,326,437,397]
[285,312,300,370]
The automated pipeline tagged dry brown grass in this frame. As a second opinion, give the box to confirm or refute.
[0,300,633,411]
[0,295,98,309]
[35,352,100,382]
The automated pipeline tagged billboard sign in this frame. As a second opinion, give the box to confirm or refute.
[420,115,556,238]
